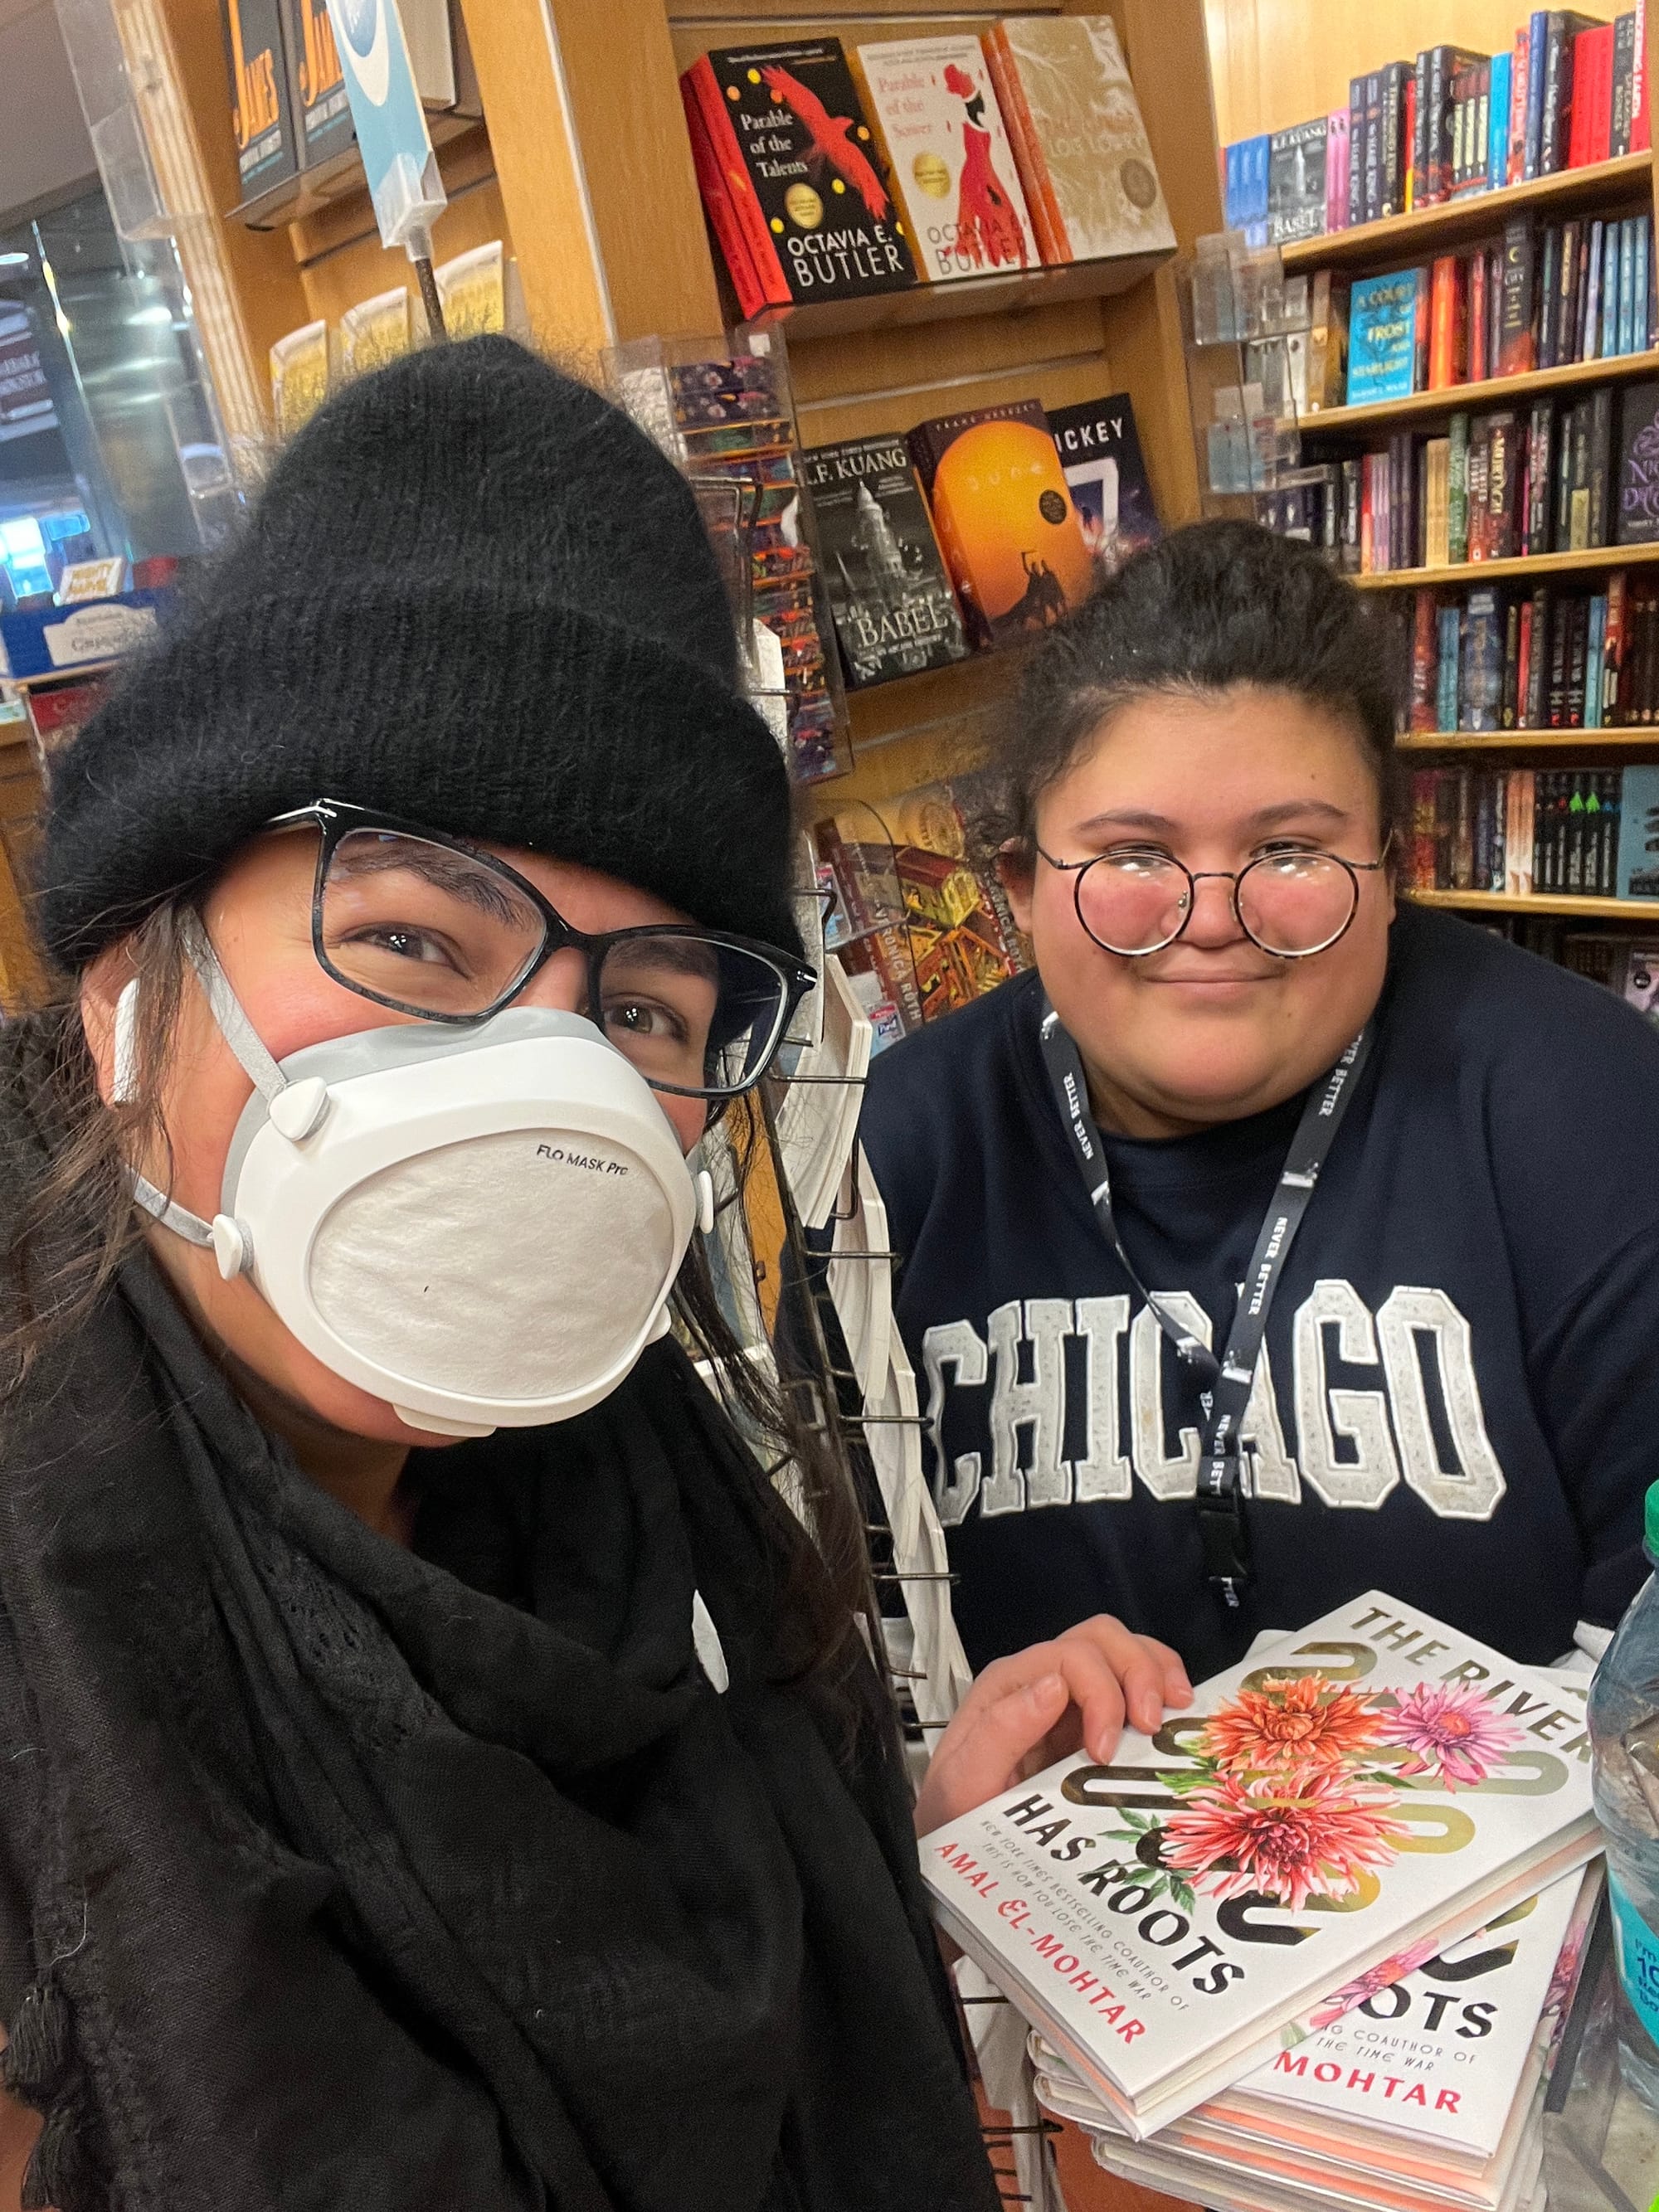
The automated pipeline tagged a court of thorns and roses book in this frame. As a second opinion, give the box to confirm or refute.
[922,1592,1598,2138]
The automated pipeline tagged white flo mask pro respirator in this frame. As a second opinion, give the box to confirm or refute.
[121,916,717,1438]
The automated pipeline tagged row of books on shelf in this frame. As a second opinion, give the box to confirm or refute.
[1224,5,1650,249]
[1261,389,1659,570]
[217,0,479,215]
[927,1594,1601,2206]
[1399,573,1659,732]
[1404,762,1657,897]
[1343,207,1656,409]
[679,17,1174,316]
[806,392,1156,684]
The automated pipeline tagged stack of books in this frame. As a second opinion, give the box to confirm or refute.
[921,1594,1603,2196]
[1225,6,1650,246]
[1039,1864,1600,2212]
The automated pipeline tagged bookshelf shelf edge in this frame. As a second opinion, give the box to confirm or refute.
[1306,352,1659,437]
[1409,888,1659,917]
[1353,543,1659,589]
[1281,154,1654,275]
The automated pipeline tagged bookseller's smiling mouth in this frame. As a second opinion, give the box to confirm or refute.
[1137,967,1282,994]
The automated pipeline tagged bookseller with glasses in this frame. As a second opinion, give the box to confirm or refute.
[861,518,1659,1688]
[0,339,1193,2212]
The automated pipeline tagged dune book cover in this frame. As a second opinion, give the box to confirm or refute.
[685,39,917,306]
[908,401,1094,649]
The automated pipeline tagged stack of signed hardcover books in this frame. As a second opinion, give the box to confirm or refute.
[919,1593,1603,2212]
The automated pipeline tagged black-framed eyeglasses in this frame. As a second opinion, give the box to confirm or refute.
[266,800,817,1101]
[1035,839,1393,960]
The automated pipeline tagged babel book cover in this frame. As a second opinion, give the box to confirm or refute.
[1045,394,1160,575]
[922,1592,1598,2139]
[683,41,917,307]
[908,401,1094,649]
[803,435,969,686]
[854,36,1037,284]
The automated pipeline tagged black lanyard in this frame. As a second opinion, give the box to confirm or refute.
[1038,996,1374,1610]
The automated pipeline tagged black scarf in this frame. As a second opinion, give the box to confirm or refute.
[0,1218,997,2210]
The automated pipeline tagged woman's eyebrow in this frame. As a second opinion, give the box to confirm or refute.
[1070,798,1353,838]
[1248,799,1353,829]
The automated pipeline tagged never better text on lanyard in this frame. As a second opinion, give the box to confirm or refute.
[1037,997,1374,1610]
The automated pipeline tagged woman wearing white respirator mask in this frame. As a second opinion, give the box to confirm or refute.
[0,338,1183,2212]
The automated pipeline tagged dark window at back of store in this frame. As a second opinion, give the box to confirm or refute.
[0,187,231,609]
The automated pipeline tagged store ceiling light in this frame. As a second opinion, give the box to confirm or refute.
[0,252,30,270]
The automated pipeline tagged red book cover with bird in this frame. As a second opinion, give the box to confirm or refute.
[691,40,917,304]
[853,36,1037,284]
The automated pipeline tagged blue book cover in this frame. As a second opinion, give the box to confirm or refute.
[1224,141,1244,229]
[1243,134,1270,248]
[1584,221,1605,362]
[1627,217,1654,356]
[1487,51,1512,193]
[1524,11,1549,179]
[1347,269,1423,402]
[1436,605,1462,731]
[1617,766,1659,898]
[1637,221,1651,355]
[1603,223,1623,356]
[1461,586,1502,732]
[1585,595,1607,728]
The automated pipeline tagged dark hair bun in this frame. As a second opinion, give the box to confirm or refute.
[983,519,1405,854]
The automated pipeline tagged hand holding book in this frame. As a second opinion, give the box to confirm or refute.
[913,1612,1192,1837]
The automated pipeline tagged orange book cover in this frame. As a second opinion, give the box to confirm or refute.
[982,25,1065,261]
[681,88,767,318]
[679,55,792,306]
[908,401,1094,647]
[1428,255,1467,388]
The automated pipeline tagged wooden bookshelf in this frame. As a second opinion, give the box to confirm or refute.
[1399,728,1659,749]
[756,249,1176,341]
[1306,349,1659,436]
[1411,886,1659,917]
[1281,152,1654,275]
[1352,541,1659,589]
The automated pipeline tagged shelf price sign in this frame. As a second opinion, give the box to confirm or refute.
[323,0,449,333]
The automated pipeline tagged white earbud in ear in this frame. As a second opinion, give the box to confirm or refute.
[696,1168,716,1237]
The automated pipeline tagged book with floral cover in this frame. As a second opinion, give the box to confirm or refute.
[1034,1862,1601,2210]
[920,1593,1598,2137]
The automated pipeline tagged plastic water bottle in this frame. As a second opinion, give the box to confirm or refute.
[1589,1479,1659,2111]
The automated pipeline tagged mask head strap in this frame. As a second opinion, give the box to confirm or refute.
[178,912,287,1105]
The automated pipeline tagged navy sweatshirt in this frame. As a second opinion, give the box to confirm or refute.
[859,904,1659,1682]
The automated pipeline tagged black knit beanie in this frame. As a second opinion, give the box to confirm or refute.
[40,335,802,970]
